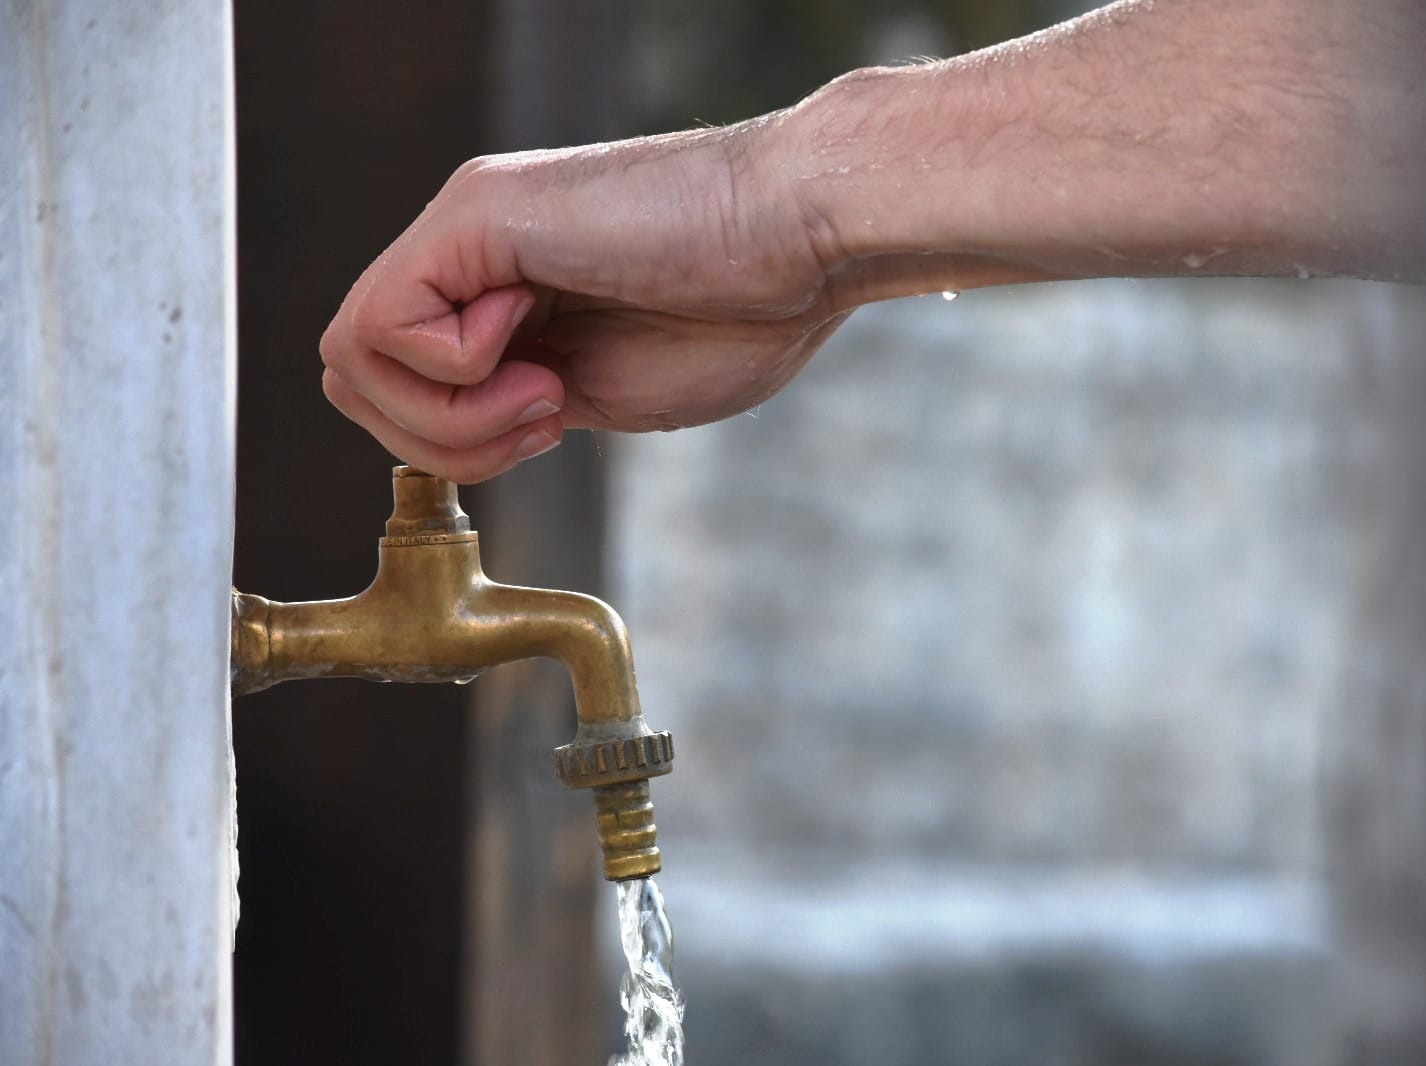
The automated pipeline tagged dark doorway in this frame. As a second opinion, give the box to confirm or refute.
[231,3,490,1062]
[232,2,633,1062]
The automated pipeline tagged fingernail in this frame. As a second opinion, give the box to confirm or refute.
[515,398,560,426]
[510,295,536,332]
[512,429,559,462]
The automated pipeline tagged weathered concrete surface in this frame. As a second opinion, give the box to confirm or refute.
[0,2,237,1063]
[610,279,1426,1064]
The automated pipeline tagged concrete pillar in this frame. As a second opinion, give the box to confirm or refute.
[0,1,237,1063]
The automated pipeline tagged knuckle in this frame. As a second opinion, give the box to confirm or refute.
[318,327,342,369]
[444,156,493,197]
[454,157,486,180]
[347,297,382,346]
[319,369,349,406]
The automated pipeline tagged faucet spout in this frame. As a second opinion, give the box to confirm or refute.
[231,466,673,880]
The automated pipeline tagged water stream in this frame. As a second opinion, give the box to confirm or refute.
[609,877,685,1066]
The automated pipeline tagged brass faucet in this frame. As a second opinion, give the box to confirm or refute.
[230,465,673,880]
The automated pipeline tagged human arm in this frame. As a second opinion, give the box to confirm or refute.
[319,0,1426,483]
[794,0,1426,304]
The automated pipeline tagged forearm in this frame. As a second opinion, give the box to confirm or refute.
[777,0,1426,303]
[319,0,1423,478]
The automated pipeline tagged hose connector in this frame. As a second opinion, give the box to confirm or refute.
[555,728,674,880]
[593,781,661,881]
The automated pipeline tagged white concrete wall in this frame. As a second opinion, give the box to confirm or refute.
[0,2,237,1063]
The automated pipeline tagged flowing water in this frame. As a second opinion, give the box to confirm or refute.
[609,877,685,1066]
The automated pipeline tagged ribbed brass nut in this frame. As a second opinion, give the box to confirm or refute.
[554,731,675,790]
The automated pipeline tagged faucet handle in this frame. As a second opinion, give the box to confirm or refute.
[385,465,471,536]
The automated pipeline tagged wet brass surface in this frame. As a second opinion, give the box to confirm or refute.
[231,466,672,880]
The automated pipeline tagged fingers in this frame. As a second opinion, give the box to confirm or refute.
[319,199,567,479]
[322,166,530,388]
[323,369,563,483]
[325,280,536,384]
[322,335,566,449]
[357,285,538,386]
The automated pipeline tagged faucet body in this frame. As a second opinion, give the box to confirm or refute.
[231,467,672,880]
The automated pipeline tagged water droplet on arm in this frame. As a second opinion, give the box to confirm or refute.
[941,290,959,301]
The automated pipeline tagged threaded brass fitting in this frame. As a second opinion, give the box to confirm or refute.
[554,731,674,790]
[593,780,661,880]
[555,728,673,880]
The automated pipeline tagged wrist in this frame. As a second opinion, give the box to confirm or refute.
[783,64,953,269]
[780,60,1056,305]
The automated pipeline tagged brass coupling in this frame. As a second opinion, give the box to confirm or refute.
[554,731,675,789]
[555,729,674,880]
[592,781,661,881]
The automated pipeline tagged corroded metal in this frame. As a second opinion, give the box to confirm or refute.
[555,731,674,790]
[231,465,673,880]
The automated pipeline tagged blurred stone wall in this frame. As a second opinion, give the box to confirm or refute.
[606,279,1426,1065]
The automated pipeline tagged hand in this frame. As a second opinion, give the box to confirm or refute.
[323,0,1426,487]
[319,118,846,483]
